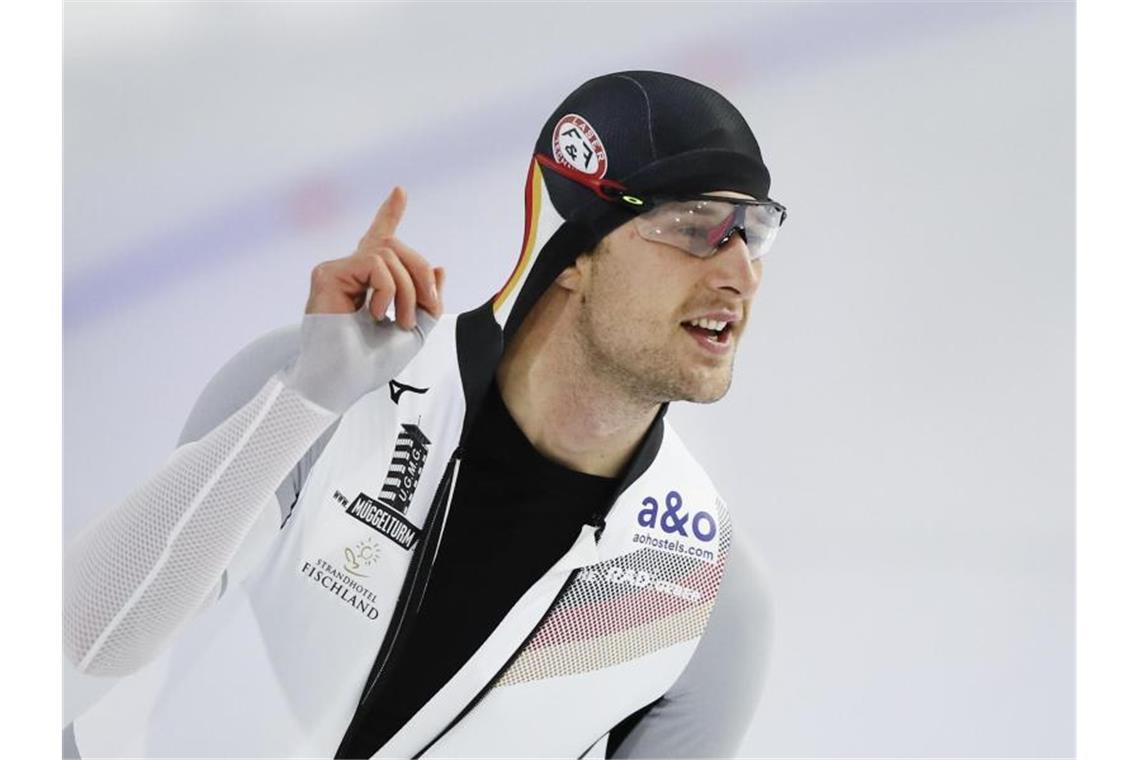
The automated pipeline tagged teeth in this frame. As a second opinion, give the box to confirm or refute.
[686,318,728,331]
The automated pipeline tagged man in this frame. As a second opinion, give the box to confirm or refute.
[64,71,785,758]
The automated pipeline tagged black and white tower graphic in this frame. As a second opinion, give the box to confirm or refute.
[342,422,430,550]
[379,423,432,514]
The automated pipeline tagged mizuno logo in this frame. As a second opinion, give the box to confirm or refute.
[389,379,429,404]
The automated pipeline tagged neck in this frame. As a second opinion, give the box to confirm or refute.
[495,290,660,479]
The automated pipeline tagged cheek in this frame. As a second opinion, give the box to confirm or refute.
[587,239,691,331]
[593,269,658,330]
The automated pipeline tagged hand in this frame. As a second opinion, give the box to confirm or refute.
[304,186,445,327]
[281,187,448,414]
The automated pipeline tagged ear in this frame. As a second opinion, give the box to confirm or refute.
[554,254,589,292]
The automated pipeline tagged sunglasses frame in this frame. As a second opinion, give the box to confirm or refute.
[534,152,788,228]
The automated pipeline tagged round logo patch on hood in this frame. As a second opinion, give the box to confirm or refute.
[551,114,607,178]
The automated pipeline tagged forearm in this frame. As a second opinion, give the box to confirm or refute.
[63,373,337,677]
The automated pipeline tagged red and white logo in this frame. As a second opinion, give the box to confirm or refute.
[551,113,608,178]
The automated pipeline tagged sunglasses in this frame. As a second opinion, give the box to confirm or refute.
[534,153,787,260]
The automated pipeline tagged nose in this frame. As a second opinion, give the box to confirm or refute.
[707,231,761,298]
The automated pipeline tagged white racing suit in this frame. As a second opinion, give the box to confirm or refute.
[63,161,773,758]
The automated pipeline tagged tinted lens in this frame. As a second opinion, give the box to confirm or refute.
[633,199,784,259]
[741,203,785,259]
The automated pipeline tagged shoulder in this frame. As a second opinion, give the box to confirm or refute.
[657,419,727,502]
[653,423,774,677]
[705,531,775,660]
[667,531,775,732]
[606,530,776,758]
[654,419,736,543]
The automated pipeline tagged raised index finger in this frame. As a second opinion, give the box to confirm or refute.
[359,186,407,249]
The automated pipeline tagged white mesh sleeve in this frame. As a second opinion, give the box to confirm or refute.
[62,373,338,677]
[63,305,439,678]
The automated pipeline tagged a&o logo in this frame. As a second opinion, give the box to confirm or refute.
[637,490,717,543]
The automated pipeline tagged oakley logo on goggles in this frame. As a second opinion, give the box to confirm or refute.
[535,153,787,260]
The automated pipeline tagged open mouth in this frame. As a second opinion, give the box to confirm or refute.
[681,317,732,346]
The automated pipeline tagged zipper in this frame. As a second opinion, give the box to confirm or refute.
[334,447,463,758]
[421,455,462,610]
[364,448,462,700]
[411,517,607,758]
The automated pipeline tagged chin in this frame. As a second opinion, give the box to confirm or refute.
[688,385,731,404]
[675,371,733,404]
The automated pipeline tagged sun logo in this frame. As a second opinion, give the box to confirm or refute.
[344,537,381,577]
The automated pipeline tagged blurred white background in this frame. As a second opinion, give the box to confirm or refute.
[63,2,1074,757]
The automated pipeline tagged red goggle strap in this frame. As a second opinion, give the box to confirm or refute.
[533,153,638,204]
